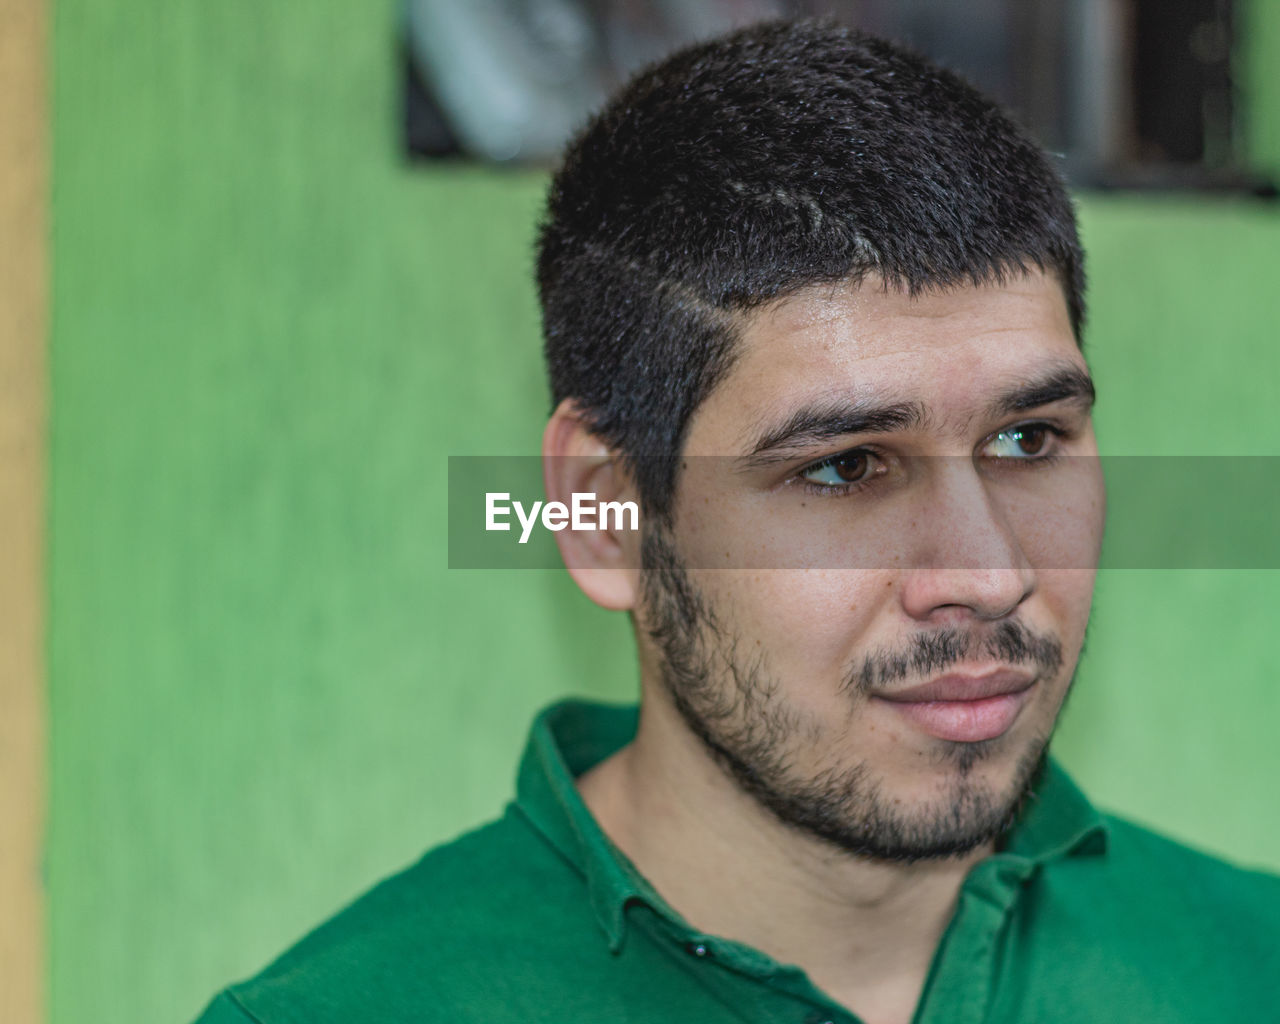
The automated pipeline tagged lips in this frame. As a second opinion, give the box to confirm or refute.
[873,669,1037,743]
[878,669,1036,705]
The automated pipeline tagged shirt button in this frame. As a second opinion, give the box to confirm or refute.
[685,941,710,957]
[803,1014,834,1024]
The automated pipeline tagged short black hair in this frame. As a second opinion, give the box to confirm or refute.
[537,18,1085,522]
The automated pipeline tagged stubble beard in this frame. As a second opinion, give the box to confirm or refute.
[639,525,1076,864]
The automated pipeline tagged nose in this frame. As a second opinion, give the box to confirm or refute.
[898,461,1036,623]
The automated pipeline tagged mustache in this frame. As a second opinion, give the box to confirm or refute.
[845,620,1064,695]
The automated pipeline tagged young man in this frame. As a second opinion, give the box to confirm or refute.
[195,20,1280,1024]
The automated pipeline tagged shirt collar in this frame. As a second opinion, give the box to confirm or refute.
[1003,756,1110,861]
[513,699,655,951]
[513,698,1109,952]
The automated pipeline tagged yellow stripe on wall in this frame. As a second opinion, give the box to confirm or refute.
[0,0,47,1021]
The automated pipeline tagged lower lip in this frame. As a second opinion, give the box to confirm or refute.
[876,687,1034,743]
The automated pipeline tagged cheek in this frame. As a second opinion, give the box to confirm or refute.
[1002,464,1103,662]
[1037,569,1097,654]
[673,457,918,574]
[694,569,893,694]
[1001,459,1106,571]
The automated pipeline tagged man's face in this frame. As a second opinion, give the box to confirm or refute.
[636,271,1104,862]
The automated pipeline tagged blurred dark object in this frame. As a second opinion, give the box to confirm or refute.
[403,0,784,163]
[403,38,463,158]
[402,0,1274,196]
[1115,0,1272,194]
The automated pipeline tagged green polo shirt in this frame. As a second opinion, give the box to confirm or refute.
[194,699,1280,1023]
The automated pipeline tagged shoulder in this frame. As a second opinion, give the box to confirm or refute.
[1031,813,1280,1007]
[1048,811,1280,939]
[194,805,602,1024]
[1000,814,1280,1020]
[1098,813,1280,921]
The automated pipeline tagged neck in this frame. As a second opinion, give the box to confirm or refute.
[577,694,991,1024]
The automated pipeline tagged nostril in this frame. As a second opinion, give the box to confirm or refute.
[900,568,1035,623]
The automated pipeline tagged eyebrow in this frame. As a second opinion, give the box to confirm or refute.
[742,398,929,466]
[984,363,1096,420]
[740,362,1096,468]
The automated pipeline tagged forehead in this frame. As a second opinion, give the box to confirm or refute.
[686,271,1083,453]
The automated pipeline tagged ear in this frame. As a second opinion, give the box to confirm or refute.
[542,400,642,611]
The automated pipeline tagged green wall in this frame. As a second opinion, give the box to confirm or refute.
[49,3,1280,1023]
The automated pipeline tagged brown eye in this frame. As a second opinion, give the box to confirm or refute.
[800,450,876,487]
[833,452,870,481]
[983,424,1058,460]
[1014,426,1048,455]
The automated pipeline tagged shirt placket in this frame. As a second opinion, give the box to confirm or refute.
[632,907,863,1024]
[911,858,1035,1024]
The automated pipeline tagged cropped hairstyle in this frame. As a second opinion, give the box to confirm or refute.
[537,19,1086,523]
